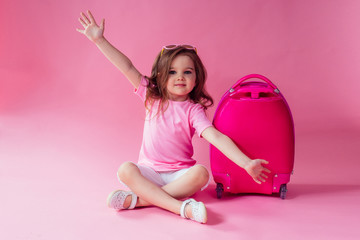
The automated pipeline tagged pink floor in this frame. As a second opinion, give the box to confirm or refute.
[1,111,359,240]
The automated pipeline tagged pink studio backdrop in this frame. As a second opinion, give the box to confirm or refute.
[1,0,360,239]
[2,0,360,129]
[2,0,360,166]
[2,1,360,126]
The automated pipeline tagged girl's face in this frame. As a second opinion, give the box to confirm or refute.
[166,54,196,101]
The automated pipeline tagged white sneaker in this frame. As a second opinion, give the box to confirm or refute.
[107,190,137,210]
[180,198,207,224]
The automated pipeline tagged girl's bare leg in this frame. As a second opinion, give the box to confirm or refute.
[118,162,209,217]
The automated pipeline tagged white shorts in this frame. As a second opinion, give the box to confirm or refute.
[117,164,210,191]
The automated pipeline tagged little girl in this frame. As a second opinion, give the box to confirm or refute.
[77,10,271,224]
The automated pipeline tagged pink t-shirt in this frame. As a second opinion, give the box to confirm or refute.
[135,76,213,172]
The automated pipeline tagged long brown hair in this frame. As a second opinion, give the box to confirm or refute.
[145,46,213,115]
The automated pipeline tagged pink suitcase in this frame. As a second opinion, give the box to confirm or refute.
[210,74,294,199]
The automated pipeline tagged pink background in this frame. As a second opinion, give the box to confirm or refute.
[1,0,359,239]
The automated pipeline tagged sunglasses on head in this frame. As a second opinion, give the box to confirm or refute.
[160,44,197,56]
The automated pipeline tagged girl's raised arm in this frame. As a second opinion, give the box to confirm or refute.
[77,10,141,89]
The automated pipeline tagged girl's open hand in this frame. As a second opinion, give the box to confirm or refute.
[76,10,104,43]
[244,159,271,184]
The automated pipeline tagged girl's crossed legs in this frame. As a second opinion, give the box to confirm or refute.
[111,161,210,222]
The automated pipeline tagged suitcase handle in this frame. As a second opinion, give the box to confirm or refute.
[230,74,278,92]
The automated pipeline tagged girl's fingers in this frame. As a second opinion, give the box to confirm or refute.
[79,18,87,28]
[261,173,268,179]
[100,19,105,30]
[254,178,261,184]
[260,159,271,173]
[261,159,269,165]
[258,176,266,183]
[76,28,84,34]
[81,12,91,24]
[87,10,96,24]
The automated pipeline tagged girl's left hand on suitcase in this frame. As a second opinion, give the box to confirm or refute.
[244,159,271,184]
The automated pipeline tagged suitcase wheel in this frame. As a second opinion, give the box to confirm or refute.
[216,183,224,199]
[280,184,287,199]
